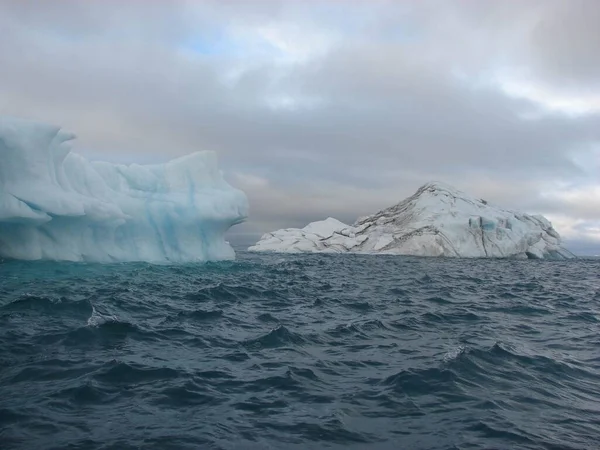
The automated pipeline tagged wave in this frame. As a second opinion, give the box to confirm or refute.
[2,253,599,449]
[161,308,225,325]
[2,294,93,318]
[87,304,120,327]
[154,381,224,407]
[243,325,310,349]
[94,361,180,385]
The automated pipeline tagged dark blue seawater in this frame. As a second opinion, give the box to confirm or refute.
[1,253,599,450]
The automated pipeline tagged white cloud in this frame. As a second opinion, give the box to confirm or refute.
[545,215,600,243]
[231,172,270,189]
[498,76,600,116]
[255,22,339,63]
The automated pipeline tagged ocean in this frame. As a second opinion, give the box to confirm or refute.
[1,252,599,449]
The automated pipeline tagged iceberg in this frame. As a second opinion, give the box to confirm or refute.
[0,117,248,262]
[249,182,575,259]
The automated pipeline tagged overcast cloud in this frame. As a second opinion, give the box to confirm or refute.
[1,0,599,254]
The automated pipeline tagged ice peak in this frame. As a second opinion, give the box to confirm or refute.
[415,181,469,198]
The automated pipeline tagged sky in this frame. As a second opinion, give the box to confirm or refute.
[1,0,599,254]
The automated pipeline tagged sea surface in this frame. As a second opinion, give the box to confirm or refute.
[1,252,599,450]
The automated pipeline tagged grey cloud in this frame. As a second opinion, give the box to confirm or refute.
[0,0,599,252]
[529,1,600,90]
[560,238,600,257]
[445,0,600,90]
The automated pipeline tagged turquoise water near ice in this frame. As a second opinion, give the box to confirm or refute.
[1,253,599,449]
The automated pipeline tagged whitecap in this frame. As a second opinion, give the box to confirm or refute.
[443,345,466,362]
[87,304,119,327]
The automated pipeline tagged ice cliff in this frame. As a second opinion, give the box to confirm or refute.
[249,182,574,259]
[0,117,248,262]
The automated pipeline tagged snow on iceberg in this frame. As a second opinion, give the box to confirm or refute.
[0,117,248,262]
[249,182,575,259]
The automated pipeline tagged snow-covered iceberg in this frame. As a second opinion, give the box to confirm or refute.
[249,182,574,259]
[0,117,248,262]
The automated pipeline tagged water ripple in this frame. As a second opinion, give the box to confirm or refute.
[0,253,599,449]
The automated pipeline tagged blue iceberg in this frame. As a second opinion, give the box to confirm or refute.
[0,117,248,262]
